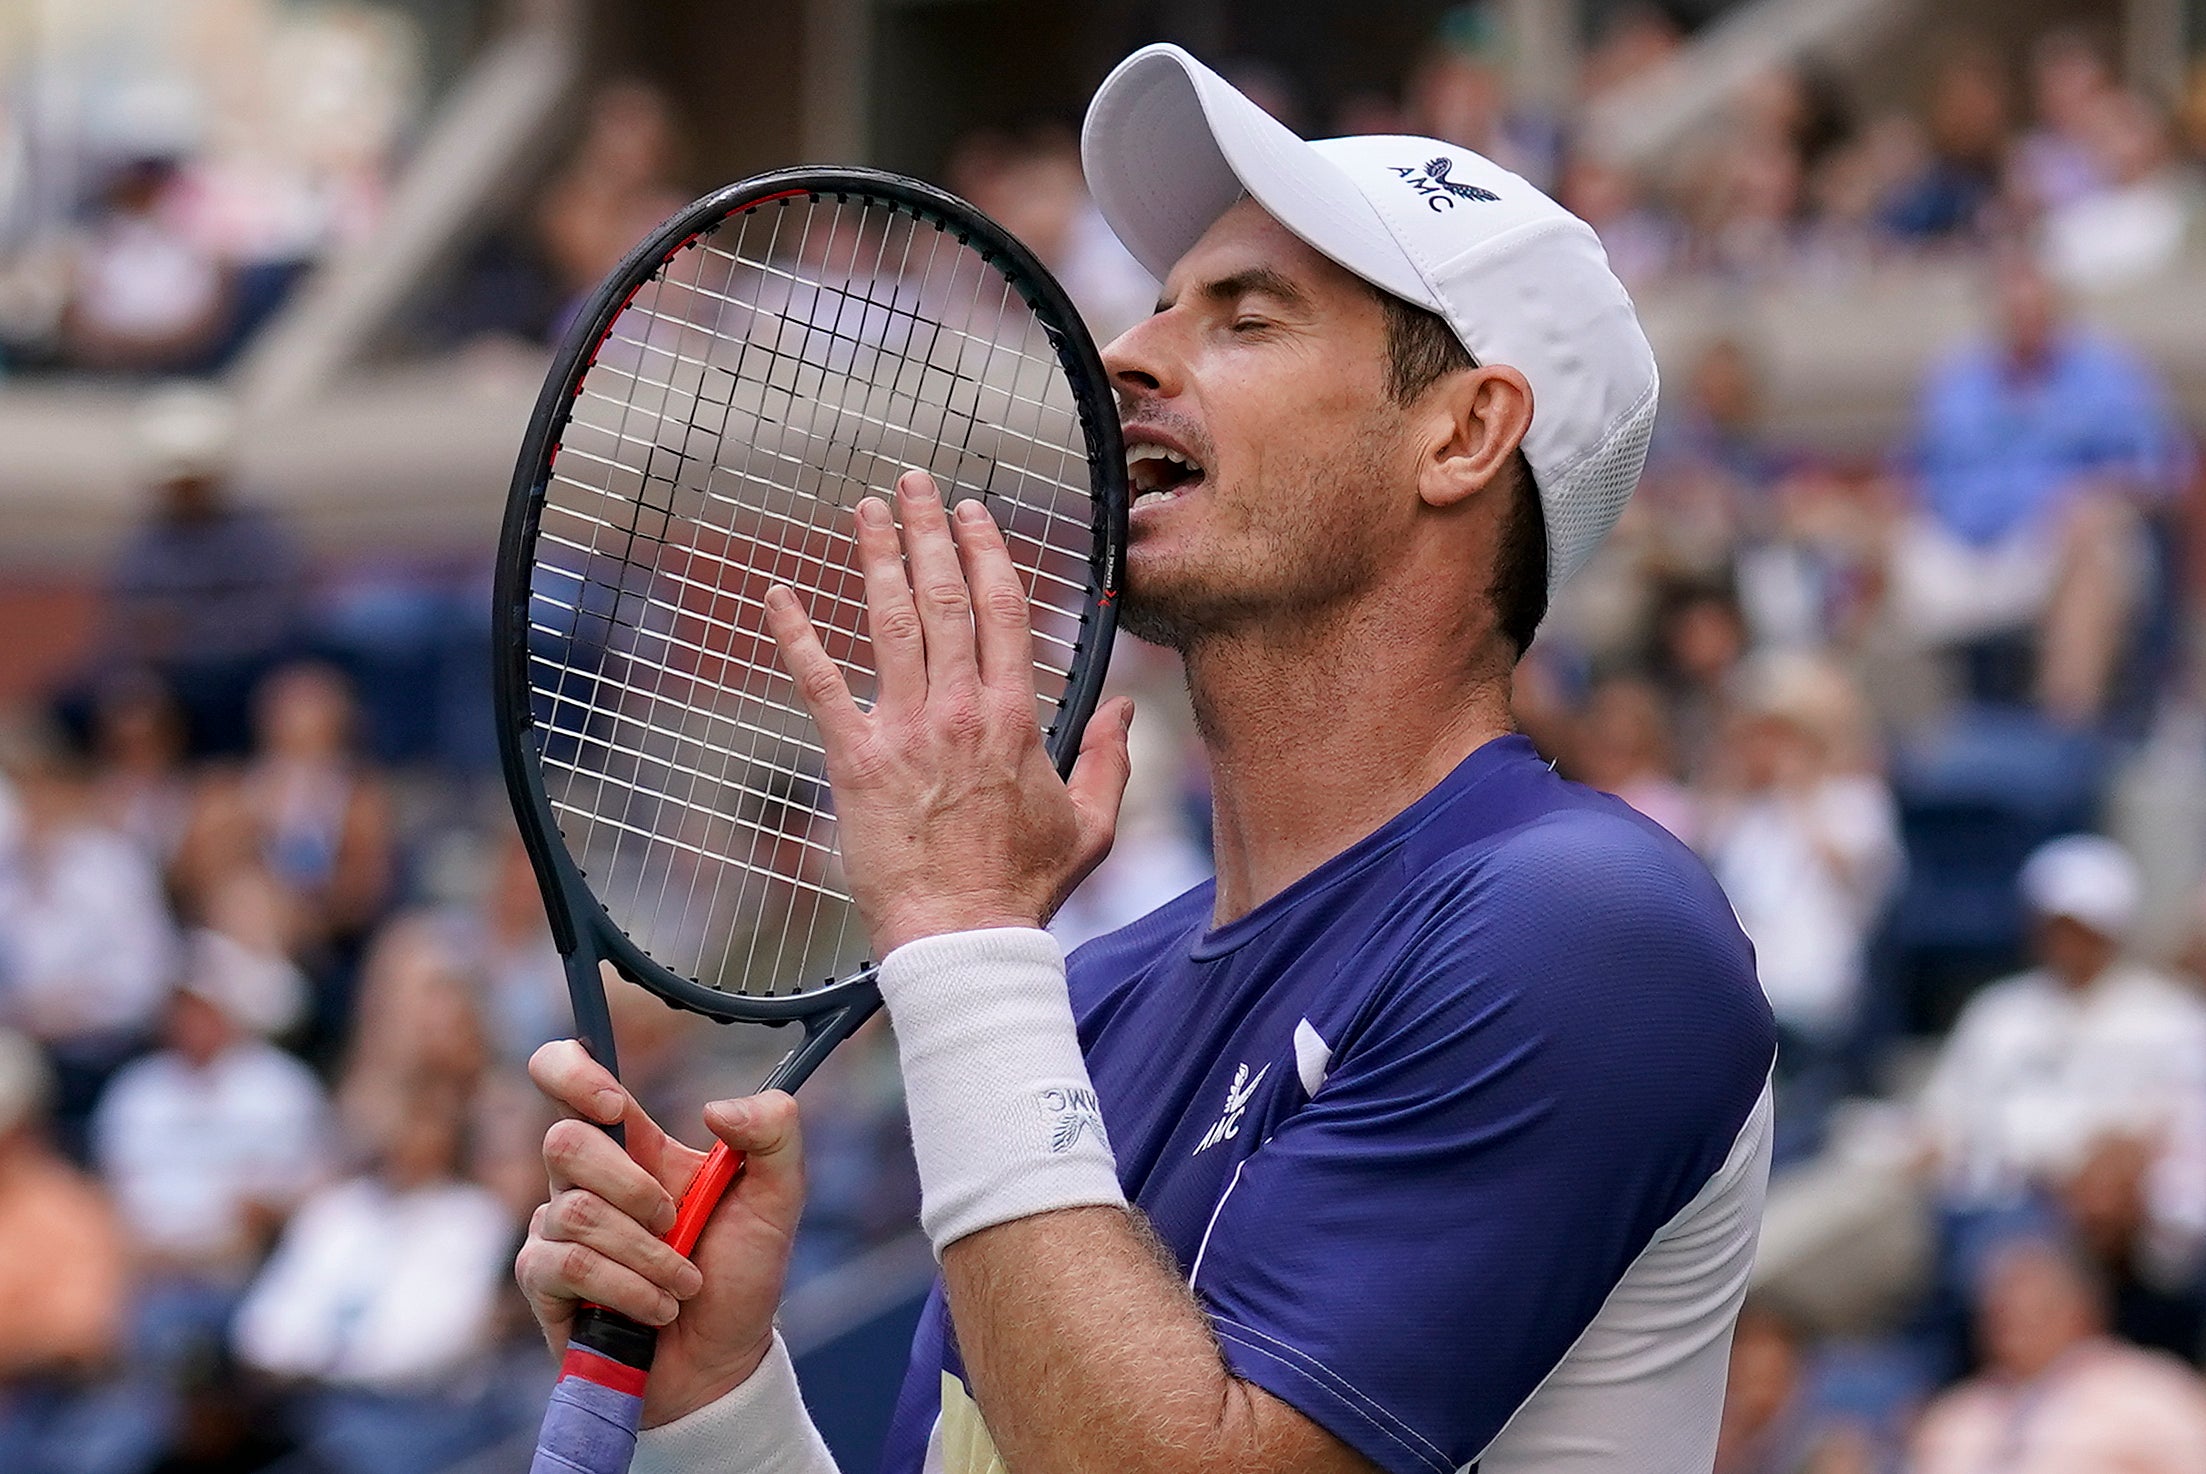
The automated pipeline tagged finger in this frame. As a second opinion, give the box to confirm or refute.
[541,1116,680,1237]
[765,586,868,746]
[517,1233,682,1329]
[700,1090,806,1231]
[538,1188,706,1301]
[529,1039,696,1205]
[852,493,924,709]
[895,471,980,693]
[1065,697,1136,841]
[952,499,1037,699]
[528,1039,629,1126]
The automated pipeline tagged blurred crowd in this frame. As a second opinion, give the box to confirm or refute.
[0,0,422,377]
[10,3,2206,1473]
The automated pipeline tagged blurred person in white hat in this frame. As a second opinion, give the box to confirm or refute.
[90,905,331,1382]
[1918,836,2206,1281]
[522,41,1776,1474]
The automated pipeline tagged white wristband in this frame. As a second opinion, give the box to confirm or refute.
[632,1332,840,1474]
[878,927,1126,1253]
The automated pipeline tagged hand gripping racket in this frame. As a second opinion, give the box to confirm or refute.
[495,167,1126,1473]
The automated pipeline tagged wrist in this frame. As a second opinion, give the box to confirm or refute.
[871,903,1046,957]
[641,1332,775,1430]
[878,928,1125,1253]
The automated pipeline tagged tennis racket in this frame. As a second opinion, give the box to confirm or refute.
[495,166,1126,1474]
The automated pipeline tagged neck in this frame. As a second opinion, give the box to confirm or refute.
[1183,605,1515,926]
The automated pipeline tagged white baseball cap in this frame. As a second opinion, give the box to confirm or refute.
[1081,44,1659,599]
[2020,835,2140,939]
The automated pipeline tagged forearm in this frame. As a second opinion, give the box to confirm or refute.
[945,1206,1340,1474]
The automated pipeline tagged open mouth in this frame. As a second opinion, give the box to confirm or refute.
[1127,442,1206,509]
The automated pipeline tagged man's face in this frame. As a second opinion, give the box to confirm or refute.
[1100,200,1418,650]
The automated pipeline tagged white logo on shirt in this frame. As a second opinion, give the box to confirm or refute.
[1193,1063,1269,1155]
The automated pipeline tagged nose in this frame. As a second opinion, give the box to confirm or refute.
[1101,309,1178,403]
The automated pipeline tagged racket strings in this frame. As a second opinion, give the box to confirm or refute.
[528,191,1098,998]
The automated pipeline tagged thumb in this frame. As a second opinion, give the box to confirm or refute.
[1065,697,1135,843]
[701,1091,806,1230]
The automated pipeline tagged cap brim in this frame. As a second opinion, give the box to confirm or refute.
[1081,44,1436,307]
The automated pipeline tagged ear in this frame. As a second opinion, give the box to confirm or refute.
[1415,366,1533,511]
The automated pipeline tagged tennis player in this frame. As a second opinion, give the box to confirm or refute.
[518,44,1775,1474]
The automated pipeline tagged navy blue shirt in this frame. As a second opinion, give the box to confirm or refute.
[881,735,1774,1474]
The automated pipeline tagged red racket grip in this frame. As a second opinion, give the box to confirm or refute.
[665,1139,746,1256]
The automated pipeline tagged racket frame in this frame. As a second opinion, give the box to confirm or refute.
[493,164,1127,1077]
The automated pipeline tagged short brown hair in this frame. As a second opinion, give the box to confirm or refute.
[1373,290,1547,656]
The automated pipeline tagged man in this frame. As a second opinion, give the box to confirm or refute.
[1918,835,2206,1260]
[1888,251,2189,724]
[517,45,1775,1473]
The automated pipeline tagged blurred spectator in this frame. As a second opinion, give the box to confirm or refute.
[1881,47,2011,241]
[335,921,489,1158]
[1909,1235,2206,1472]
[176,663,395,987]
[428,828,566,1069]
[1568,673,1699,846]
[0,1029,141,1474]
[233,1080,521,1474]
[1715,1297,1882,1474]
[946,126,1156,343]
[0,721,178,1147]
[86,672,195,871]
[2012,30,2117,214]
[98,387,304,757]
[1556,153,1682,290]
[1918,837,2206,1236]
[1402,5,1557,186]
[1888,251,2191,724]
[1702,656,1901,1077]
[91,944,328,1347]
[1648,576,1751,778]
[61,157,232,375]
[2041,90,2201,292]
[537,81,689,340]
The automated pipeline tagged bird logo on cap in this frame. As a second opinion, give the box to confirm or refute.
[1389,156,1501,211]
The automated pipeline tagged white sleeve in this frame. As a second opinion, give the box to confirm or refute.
[632,1333,841,1474]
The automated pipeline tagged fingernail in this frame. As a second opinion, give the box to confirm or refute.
[675,1261,705,1297]
[651,1296,679,1327]
[899,471,929,499]
[955,499,987,525]
[651,1195,678,1236]
[710,1098,752,1132]
[591,1089,624,1122]
[856,497,888,527]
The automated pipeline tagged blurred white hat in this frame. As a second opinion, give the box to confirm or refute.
[0,1028,53,1138]
[1081,44,1658,600]
[136,383,238,483]
[178,929,306,1038]
[2020,834,2140,938]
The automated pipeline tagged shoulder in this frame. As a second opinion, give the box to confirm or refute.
[1404,798,1753,989]
[1363,800,1772,1114]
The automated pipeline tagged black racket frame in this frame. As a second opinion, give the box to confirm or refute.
[493,166,1127,1096]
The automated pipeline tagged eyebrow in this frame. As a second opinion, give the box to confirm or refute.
[1154,266,1313,317]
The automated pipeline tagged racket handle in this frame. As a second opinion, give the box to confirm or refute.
[528,1142,751,1474]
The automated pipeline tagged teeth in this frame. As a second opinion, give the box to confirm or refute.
[1126,442,1201,476]
[1134,491,1173,509]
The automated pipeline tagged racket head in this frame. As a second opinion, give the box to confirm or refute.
[494,167,1126,1026]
